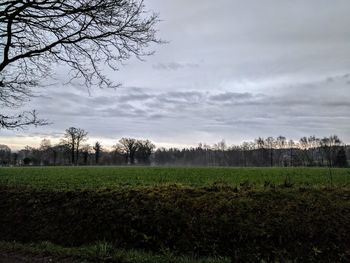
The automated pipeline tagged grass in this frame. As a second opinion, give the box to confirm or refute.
[0,166,349,191]
[0,241,230,263]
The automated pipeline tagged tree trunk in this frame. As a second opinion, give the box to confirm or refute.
[71,145,75,165]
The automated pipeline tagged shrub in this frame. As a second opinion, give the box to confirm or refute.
[0,186,349,262]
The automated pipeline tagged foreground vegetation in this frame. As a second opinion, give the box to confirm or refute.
[0,241,229,263]
[0,167,350,262]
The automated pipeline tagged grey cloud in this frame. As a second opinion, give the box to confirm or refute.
[161,91,204,102]
[15,132,63,139]
[153,62,199,71]
[117,93,153,102]
[148,113,167,120]
[144,91,205,111]
[209,92,254,102]
[100,104,148,118]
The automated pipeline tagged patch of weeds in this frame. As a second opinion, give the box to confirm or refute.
[91,241,114,262]
[207,182,232,192]
[263,180,276,190]
[280,174,294,188]
[239,180,253,191]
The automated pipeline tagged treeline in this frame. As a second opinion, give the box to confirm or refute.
[0,127,155,166]
[155,136,349,167]
[0,128,349,167]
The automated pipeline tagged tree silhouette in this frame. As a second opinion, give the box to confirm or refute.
[335,147,348,167]
[135,140,155,164]
[0,0,160,129]
[118,138,138,165]
[93,142,102,165]
[63,127,88,165]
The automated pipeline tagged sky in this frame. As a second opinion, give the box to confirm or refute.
[1,0,350,150]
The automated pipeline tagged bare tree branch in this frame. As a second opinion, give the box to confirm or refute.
[0,110,48,129]
[0,0,161,129]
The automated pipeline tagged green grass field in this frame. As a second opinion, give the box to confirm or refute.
[0,166,349,191]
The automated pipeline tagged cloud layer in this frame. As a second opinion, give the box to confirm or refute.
[1,0,350,149]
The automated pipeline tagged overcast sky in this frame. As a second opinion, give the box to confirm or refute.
[2,0,350,150]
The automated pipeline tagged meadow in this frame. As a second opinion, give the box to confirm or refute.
[1,166,350,262]
[0,166,349,190]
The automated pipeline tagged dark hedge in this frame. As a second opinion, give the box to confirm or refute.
[0,186,349,262]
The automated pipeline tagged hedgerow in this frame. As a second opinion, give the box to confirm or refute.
[0,186,349,262]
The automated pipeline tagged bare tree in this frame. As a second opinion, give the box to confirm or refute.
[63,127,88,165]
[39,138,52,165]
[135,139,155,164]
[81,144,91,165]
[265,137,275,167]
[93,141,102,165]
[299,137,310,166]
[0,0,160,128]
[255,137,265,166]
[275,136,286,166]
[0,144,11,165]
[241,142,250,167]
[118,138,138,164]
[320,135,342,167]
[288,139,295,166]
[320,135,342,187]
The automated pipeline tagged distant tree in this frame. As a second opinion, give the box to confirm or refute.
[112,144,127,165]
[255,137,266,166]
[118,138,138,165]
[299,136,321,166]
[265,137,275,167]
[308,136,321,166]
[299,137,310,166]
[18,145,39,165]
[0,144,11,165]
[276,136,286,149]
[40,139,52,165]
[213,140,228,166]
[135,140,156,164]
[287,140,296,166]
[275,136,286,166]
[0,0,160,129]
[63,127,88,165]
[23,157,31,166]
[320,135,342,167]
[53,143,71,165]
[81,144,92,165]
[214,140,227,151]
[334,147,348,167]
[241,142,250,167]
[320,135,342,186]
[93,142,102,165]
[11,152,18,166]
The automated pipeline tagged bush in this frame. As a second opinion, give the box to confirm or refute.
[0,186,349,262]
